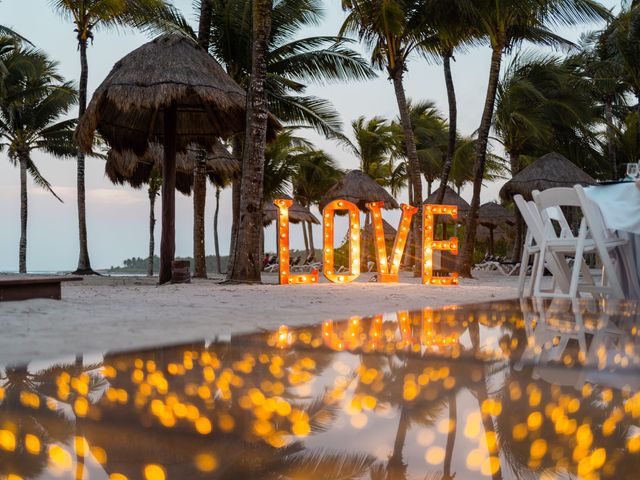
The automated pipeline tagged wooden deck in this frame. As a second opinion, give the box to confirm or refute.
[0,276,83,301]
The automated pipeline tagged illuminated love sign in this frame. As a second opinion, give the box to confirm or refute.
[422,205,459,286]
[366,202,417,283]
[273,198,458,286]
[274,199,319,285]
[322,200,361,283]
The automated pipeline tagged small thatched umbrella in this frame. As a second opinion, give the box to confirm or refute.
[318,170,400,211]
[423,186,470,220]
[499,152,595,201]
[319,170,399,263]
[364,218,397,241]
[263,198,319,262]
[478,202,515,256]
[263,199,320,226]
[78,34,279,284]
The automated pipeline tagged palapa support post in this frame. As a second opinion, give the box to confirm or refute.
[160,102,178,285]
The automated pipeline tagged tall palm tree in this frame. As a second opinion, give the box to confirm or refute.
[341,0,426,270]
[227,0,274,282]
[0,47,77,273]
[418,0,480,204]
[457,0,610,277]
[49,0,172,275]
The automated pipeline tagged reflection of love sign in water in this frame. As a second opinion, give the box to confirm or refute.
[274,199,459,285]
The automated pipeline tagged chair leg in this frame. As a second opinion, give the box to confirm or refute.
[533,241,548,297]
[517,249,530,297]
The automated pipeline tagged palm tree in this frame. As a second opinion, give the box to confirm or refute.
[341,0,426,270]
[349,116,396,186]
[569,31,628,178]
[49,0,172,275]
[418,0,480,204]
[603,1,640,162]
[405,100,449,196]
[457,0,611,277]
[0,47,77,273]
[147,168,161,277]
[495,53,599,258]
[293,147,343,255]
[227,0,274,282]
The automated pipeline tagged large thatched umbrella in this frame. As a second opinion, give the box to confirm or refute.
[499,152,596,201]
[105,142,239,193]
[77,34,278,284]
[478,202,514,255]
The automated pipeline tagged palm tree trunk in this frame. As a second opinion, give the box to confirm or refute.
[227,0,273,283]
[387,406,410,480]
[159,102,178,285]
[228,137,243,273]
[509,152,523,262]
[302,219,310,256]
[442,392,457,480]
[74,39,94,275]
[147,189,156,277]
[192,0,213,279]
[193,156,207,278]
[604,99,617,178]
[458,46,504,278]
[214,186,222,274]
[306,219,315,254]
[390,66,422,274]
[437,52,457,205]
[19,153,28,274]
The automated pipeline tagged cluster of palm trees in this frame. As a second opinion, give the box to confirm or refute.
[5,0,640,280]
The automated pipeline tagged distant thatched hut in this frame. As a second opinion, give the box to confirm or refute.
[263,199,320,226]
[500,152,595,201]
[423,186,470,222]
[77,34,280,284]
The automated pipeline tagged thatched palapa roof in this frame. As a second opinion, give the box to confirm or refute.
[478,202,514,227]
[105,142,239,194]
[424,186,470,223]
[263,199,320,226]
[500,152,595,201]
[364,218,397,241]
[77,34,280,155]
[319,170,399,211]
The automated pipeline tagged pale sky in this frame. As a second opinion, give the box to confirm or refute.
[0,0,619,272]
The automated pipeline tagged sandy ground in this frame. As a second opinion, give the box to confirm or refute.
[0,271,523,365]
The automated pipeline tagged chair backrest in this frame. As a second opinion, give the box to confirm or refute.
[532,188,584,240]
[514,194,546,245]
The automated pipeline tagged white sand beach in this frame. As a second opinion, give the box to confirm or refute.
[0,271,526,365]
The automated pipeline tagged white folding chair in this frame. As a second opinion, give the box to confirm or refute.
[574,185,627,299]
[533,188,626,299]
[514,194,571,297]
